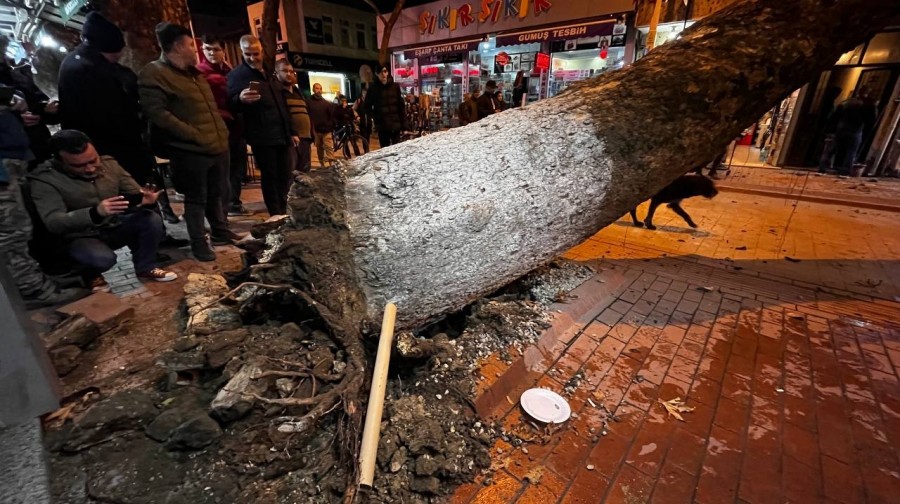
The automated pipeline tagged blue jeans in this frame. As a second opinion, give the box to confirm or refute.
[67,209,164,278]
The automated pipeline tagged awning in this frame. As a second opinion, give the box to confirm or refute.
[495,19,617,47]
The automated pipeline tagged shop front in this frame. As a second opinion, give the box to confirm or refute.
[381,0,636,124]
[286,51,377,101]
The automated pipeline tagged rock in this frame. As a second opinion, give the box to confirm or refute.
[49,345,82,376]
[407,419,443,455]
[157,351,207,372]
[377,432,400,469]
[172,337,201,352]
[250,214,290,238]
[275,378,296,397]
[165,414,222,450]
[409,476,441,495]
[415,455,442,476]
[204,328,250,368]
[145,408,185,442]
[183,273,242,336]
[63,390,158,452]
[278,322,304,340]
[84,436,183,504]
[42,315,100,350]
[210,357,267,423]
[389,446,407,473]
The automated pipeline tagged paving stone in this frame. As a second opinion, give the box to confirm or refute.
[56,292,135,333]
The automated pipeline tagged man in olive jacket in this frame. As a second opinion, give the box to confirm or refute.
[227,35,293,216]
[139,22,238,262]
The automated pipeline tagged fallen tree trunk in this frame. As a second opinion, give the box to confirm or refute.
[257,0,900,330]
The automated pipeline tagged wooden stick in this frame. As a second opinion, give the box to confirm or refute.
[357,303,397,489]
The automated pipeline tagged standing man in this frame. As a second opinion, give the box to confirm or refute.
[821,89,878,176]
[227,35,293,216]
[0,35,57,164]
[476,80,501,120]
[139,22,238,262]
[353,84,372,153]
[364,66,405,148]
[58,11,182,226]
[274,60,312,174]
[307,83,337,166]
[197,34,253,217]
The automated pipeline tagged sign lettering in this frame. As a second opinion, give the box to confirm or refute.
[419,0,552,34]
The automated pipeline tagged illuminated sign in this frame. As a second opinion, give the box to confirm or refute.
[419,0,553,35]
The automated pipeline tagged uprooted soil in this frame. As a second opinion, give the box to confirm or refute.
[44,261,593,503]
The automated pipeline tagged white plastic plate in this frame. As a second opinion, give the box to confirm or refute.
[520,388,571,424]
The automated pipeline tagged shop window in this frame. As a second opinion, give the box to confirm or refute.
[862,31,900,65]
[356,23,367,50]
[371,27,379,51]
[340,20,351,47]
[836,44,864,65]
[322,16,334,45]
[253,17,284,42]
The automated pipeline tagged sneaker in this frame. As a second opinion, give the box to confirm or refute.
[23,287,91,309]
[228,205,254,216]
[191,241,216,262]
[137,268,178,282]
[90,277,111,293]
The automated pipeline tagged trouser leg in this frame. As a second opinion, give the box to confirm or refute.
[274,146,292,215]
[67,237,118,280]
[298,139,312,173]
[228,135,247,208]
[251,146,281,216]
[111,209,164,274]
[314,134,326,166]
[168,150,210,244]
[205,151,231,236]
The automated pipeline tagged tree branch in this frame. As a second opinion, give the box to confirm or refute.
[361,0,388,25]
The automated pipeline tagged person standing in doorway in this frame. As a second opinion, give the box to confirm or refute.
[353,84,372,153]
[227,35,293,215]
[364,66,405,147]
[512,70,527,108]
[476,80,501,120]
[307,83,337,166]
[139,22,238,262]
[820,88,877,175]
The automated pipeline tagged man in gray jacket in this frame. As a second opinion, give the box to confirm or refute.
[139,22,239,261]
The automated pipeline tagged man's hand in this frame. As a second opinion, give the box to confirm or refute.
[96,196,130,217]
[10,95,27,113]
[44,99,59,114]
[140,184,162,206]
[240,88,261,104]
[21,111,41,126]
[291,135,300,147]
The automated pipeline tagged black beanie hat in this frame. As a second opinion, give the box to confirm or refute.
[82,11,125,53]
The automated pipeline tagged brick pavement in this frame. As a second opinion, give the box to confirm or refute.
[453,257,900,504]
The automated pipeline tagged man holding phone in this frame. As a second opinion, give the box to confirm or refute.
[227,35,294,216]
[28,130,177,292]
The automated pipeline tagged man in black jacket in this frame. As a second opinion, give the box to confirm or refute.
[57,11,181,226]
[476,80,501,121]
[227,35,293,216]
[0,35,57,164]
[364,66,405,148]
[307,83,337,166]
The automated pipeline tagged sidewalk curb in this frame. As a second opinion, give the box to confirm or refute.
[717,183,900,213]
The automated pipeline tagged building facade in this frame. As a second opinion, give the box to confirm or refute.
[247,0,379,101]
[379,0,637,127]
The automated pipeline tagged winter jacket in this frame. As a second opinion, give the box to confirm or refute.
[0,89,33,164]
[458,98,478,126]
[476,92,500,120]
[826,97,877,137]
[226,61,292,147]
[365,80,406,133]
[27,156,142,239]
[0,59,56,162]
[336,104,356,127]
[138,56,229,156]
[283,86,312,139]
[197,59,234,122]
[307,94,336,133]
[58,43,145,155]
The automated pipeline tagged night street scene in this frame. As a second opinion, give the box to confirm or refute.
[2,0,900,503]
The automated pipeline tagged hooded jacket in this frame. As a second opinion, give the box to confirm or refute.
[364,79,405,133]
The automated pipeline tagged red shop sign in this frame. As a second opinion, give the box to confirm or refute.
[495,51,510,66]
[534,52,550,70]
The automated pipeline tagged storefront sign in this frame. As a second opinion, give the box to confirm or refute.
[534,52,550,70]
[61,0,87,22]
[496,19,615,46]
[419,0,553,35]
[403,40,481,60]
[305,17,325,45]
[495,51,510,65]
[288,51,375,74]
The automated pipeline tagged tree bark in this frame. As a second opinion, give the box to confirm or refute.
[364,0,406,67]
[261,0,280,73]
[93,0,191,71]
[258,0,900,330]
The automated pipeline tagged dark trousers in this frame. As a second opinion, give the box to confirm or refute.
[168,149,230,244]
[832,131,863,175]
[359,117,372,153]
[290,139,313,174]
[252,144,291,216]
[67,209,164,278]
[378,128,401,148]
[228,134,248,209]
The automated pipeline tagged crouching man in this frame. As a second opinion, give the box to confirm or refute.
[28,130,177,292]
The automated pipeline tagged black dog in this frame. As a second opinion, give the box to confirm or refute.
[630,175,718,230]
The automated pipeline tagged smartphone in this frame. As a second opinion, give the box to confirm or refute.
[248,81,261,93]
[120,193,143,208]
[0,87,15,106]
